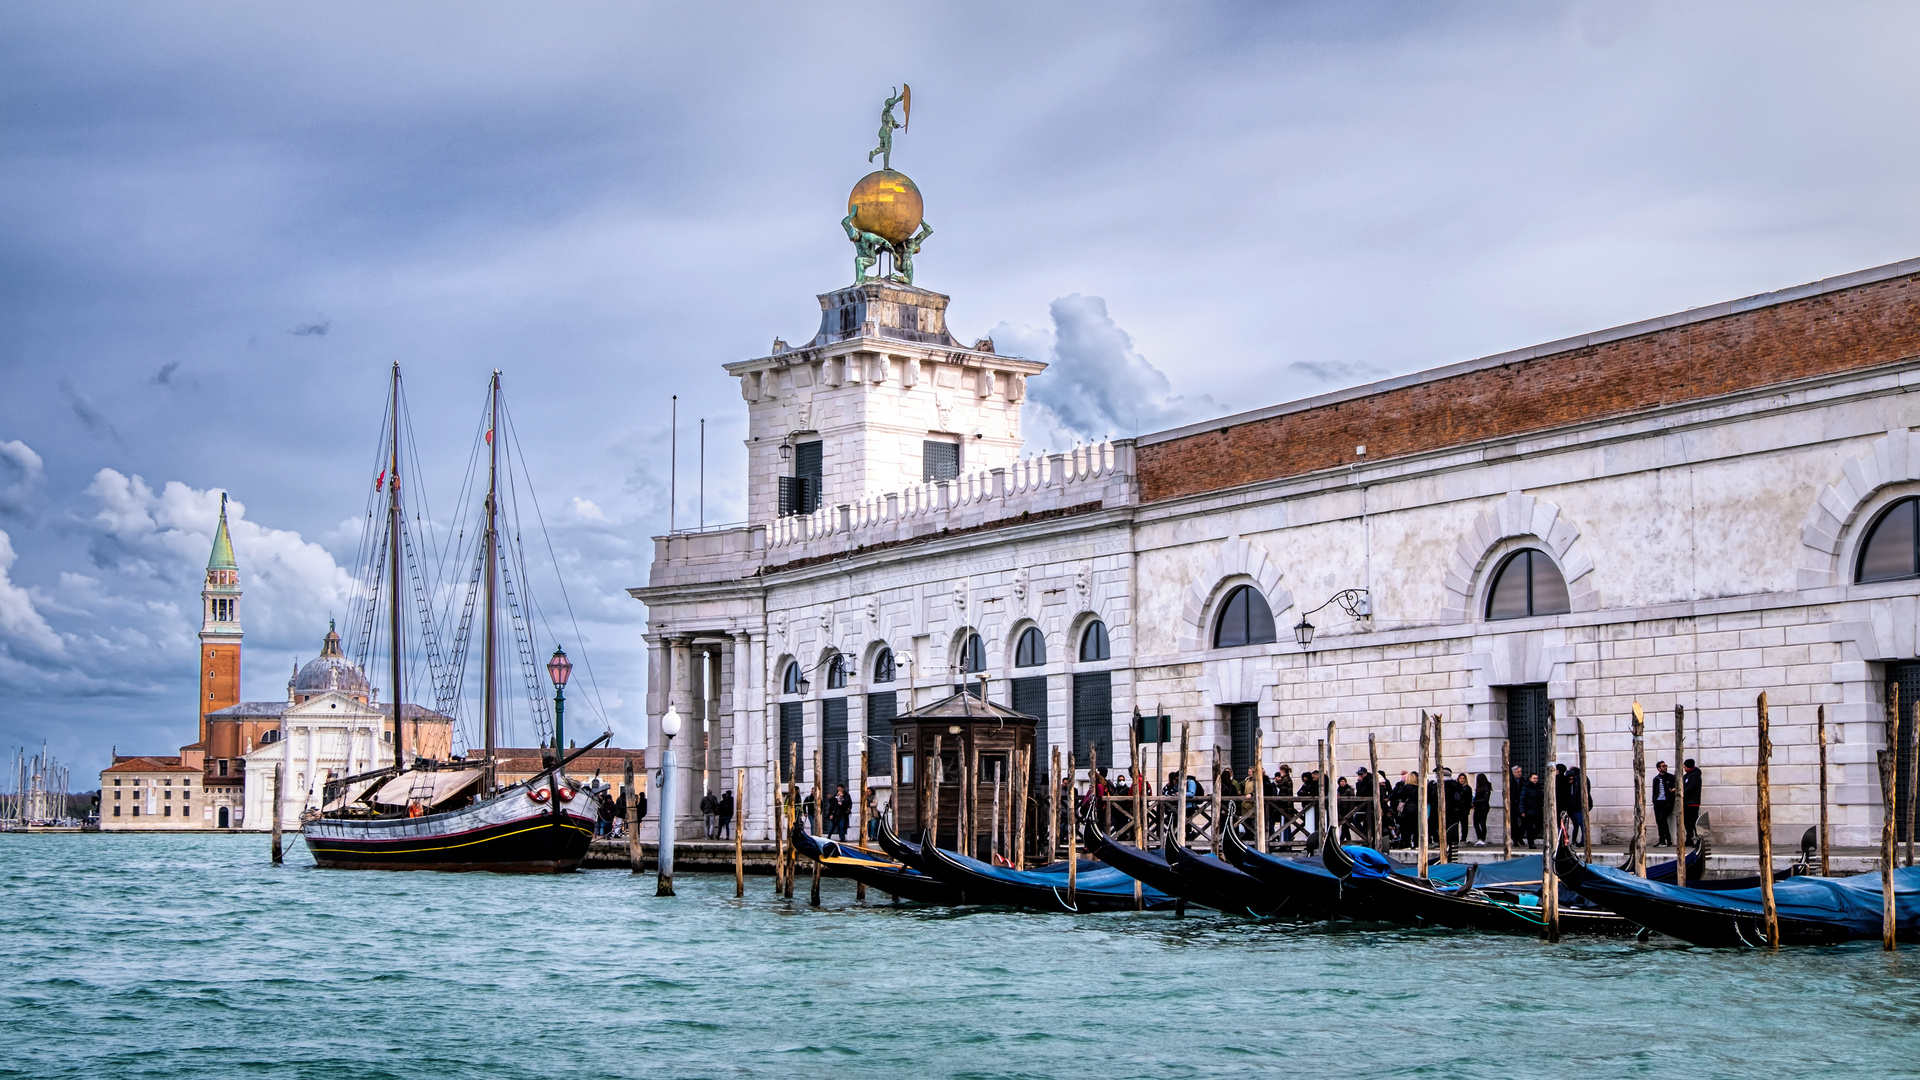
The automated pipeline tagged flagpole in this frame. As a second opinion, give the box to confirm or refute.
[669,395,677,534]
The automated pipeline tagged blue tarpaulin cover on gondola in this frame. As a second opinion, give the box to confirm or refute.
[1575,861,1920,943]
[1344,846,1396,880]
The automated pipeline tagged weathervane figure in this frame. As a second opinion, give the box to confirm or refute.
[869,85,911,170]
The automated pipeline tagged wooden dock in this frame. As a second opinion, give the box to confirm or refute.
[582,838,779,874]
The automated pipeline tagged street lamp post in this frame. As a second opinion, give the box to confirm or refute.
[658,704,681,897]
[546,647,574,754]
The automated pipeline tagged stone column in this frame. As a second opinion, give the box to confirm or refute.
[669,637,696,834]
[732,631,757,837]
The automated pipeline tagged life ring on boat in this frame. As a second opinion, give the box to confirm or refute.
[407,802,424,818]
[558,787,576,802]
[529,787,551,803]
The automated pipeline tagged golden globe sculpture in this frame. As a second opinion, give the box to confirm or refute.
[847,169,923,244]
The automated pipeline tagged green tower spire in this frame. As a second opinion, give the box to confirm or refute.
[208,493,237,571]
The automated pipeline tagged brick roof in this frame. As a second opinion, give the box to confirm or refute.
[1136,257,1920,503]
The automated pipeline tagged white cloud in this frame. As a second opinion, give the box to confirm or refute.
[0,440,45,515]
[0,527,63,659]
[994,294,1216,451]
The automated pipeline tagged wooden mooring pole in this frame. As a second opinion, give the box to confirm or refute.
[1326,720,1339,852]
[1542,702,1559,943]
[1630,704,1647,877]
[1884,686,1900,951]
[1368,733,1381,852]
[1432,713,1448,864]
[810,747,823,907]
[855,750,868,903]
[1500,739,1512,859]
[1756,692,1779,948]
[1130,719,1143,909]
[1175,723,1190,848]
[1673,705,1687,888]
[1255,728,1269,855]
[1576,717,1592,866]
[270,763,284,865]
[1065,743,1078,908]
[1817,705,1831,877]
[733,766,746,897]
[785,741,799,899]
[625,757,643,875]
[1047,745,1059,861]
[1415,713,1429,878]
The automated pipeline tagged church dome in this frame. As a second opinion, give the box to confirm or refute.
[294,623,370,702]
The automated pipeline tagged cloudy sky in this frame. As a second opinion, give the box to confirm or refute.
[5,2,1920,783]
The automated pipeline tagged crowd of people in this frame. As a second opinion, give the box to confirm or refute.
[1070,754,1709,852]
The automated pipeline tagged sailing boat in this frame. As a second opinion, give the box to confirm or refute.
[304,365,605,872]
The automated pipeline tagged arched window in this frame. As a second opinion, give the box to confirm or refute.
[1485,549,1572,620]
[1014,627,1047,667]
[1212,585,1277,648]
[1858,497,1920,583]
[781,661,802,695]
[825,653,847,690]
[957,632,986,674]
[873,648,895,683]
[1079,620,1111,662]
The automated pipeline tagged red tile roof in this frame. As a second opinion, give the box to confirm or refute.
[103,755,201,774]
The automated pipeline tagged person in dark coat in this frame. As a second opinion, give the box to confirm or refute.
[1472,773,1492,846]
[716,790,735,840]
[1520,773,1544,847]
[1565,766,1588,846]
[1335,776,1354,841]
[1353,767,1377,843]
[1554,764,1574,836]
[826,784,852,840]
[1445,771,1472,846]
[1682,759,1703,844]
[1652,761,1676,846]
[1391,772,1419,849]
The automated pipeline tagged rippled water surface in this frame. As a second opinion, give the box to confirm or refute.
[4,834,1919,1079]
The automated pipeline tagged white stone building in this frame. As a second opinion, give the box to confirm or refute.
[634,254,1920,850]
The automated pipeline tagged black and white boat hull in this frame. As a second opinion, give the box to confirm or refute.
[304,779,595,872]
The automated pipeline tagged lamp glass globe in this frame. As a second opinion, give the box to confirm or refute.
[662,706,682,739]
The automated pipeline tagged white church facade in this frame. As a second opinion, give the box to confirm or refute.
[633,256,1920,850]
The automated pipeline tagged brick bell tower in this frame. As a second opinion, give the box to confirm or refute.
[198,493,243,743]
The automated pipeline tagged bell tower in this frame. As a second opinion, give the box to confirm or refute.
[198,494,243,743]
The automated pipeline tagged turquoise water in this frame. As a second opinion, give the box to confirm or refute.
[4,835,1918,1079]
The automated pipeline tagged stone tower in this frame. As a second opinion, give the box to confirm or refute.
[198,494,243,742]
[725,280,1047,524]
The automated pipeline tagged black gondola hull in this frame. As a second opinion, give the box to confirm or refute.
[304,808,595,872]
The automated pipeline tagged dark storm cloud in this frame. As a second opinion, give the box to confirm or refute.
[3,1,1920,773]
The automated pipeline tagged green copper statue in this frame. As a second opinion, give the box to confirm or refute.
[843,208,890,283]
[869,85,909,170]
[893,220,932,285]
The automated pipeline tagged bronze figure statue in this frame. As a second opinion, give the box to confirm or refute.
[869,85,910,170]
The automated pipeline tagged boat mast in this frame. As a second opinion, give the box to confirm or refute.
[482,371,500,791]
[388,362,407,770]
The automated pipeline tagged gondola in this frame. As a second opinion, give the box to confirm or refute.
[874,814,932,873]
[1161,832,1300,917]
[1084,819,1279,915]
[1217,823,1352,918]
[789,822,961,905]
[1555,845,1920,946]
[1323,839,1639,935]
[915,834,1177,912]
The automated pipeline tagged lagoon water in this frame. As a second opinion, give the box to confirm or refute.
[4,833,1917,1079]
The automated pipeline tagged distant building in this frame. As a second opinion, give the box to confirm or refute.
[100,754,203,829]
[98,496,455,830]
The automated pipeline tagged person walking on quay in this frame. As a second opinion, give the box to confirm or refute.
[1274,765,1297,840]
[1682,758,1703,845]
[611,787,627,839]
[716,789,734,840]
[1392,771,1418,850]
[1297,768,1320,844]
[826,784,852,841]
[700,789,718,839]
[1354,766,1377,844]
[1472,772,1492,846]
[1652,761,1676,847]
[1565,766,1588,846]
[1520,772,1544,848]
[1336,775,1354,841]
[1508,764,1526,843]
[1445,769,1472,847]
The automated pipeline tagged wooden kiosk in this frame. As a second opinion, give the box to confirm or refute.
[891,689,1038,862]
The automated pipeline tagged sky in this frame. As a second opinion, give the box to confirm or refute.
[6,1,1920,784]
